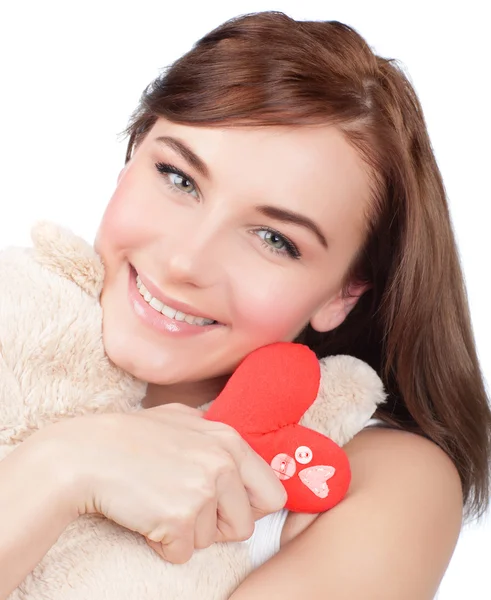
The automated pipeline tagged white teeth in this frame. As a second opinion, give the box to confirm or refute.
[161,304,177,319]
[135,273,216,326]
[149,297,164,312]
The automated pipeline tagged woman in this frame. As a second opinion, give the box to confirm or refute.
[1,11,489,599]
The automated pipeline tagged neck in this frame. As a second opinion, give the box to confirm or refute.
[142,375,230,410]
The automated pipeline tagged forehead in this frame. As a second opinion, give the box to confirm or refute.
[143,118,372,239]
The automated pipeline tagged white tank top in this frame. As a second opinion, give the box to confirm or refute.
[244,417,388,569]
[244,508,289,569]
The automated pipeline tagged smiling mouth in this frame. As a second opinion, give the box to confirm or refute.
[134,273,219,327]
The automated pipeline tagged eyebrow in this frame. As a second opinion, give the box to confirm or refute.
[154,136,210,179]
[154,135,328,249]
[256,205,328,248]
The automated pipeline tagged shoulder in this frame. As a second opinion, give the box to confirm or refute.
[328,429,461,589]
[280,427,463,598]
[285,426,463,538]
[335,427,463,544]
[345,425,463,498]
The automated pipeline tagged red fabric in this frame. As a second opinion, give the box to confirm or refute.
[205,342,351,513]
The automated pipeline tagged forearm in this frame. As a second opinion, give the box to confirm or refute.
[0,435,78,599]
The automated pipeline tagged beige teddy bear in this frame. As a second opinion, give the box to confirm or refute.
[0,222,386,600]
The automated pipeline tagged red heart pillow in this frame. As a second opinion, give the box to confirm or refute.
[205,342,351,513]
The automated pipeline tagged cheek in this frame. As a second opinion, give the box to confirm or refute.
[231,269,316,340]
[96,176,155,261]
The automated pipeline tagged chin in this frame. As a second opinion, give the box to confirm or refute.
[103,337,172,384]
[102,330,211,386]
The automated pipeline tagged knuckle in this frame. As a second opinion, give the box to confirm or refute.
[170,508,195,532]
[195,537,214,550]
[214,425,247,457]
[164,402,201,416]
[149,402,180,414]
[163,402,185,411]
[194,541,208,550]
[213,421,238,435]
[151,507,194,539]
[207,449,237,477]
[165,547,193,565]
[146,526,166,544]
[192,474,216,502]
[146,532,159,543]
[146,402,181,415]
[216,422,242,444]
[234,519,255,542]
[269,488,288,512]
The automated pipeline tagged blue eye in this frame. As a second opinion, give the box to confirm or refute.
[254,228,301,259]
[154,161,301,260]
[155,162,198,198]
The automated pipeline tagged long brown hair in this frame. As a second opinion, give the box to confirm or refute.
[122,11,490,518]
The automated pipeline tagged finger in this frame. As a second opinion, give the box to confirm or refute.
[236,445,287,518]
[146,403,205,418]
[215,469,255,543]
[212,430,287,517]
[159,530,195,565]
[194,499,219,549]
[145,536,166,559]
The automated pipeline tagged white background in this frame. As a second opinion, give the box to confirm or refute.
[0,1,489,597]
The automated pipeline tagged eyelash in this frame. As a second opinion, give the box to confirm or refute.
[155,161,199,196]
[252,228,301,259]
[154,161,302,260]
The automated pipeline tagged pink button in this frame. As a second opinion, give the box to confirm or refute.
[271,453,297,480]
[295,445,313,465]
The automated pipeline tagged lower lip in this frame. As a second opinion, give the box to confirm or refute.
[127,267,223,337]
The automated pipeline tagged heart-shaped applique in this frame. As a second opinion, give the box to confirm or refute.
[299,465,336,499]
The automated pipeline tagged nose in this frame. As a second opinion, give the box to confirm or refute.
[156,215,226,288]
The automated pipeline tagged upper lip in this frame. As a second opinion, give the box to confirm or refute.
[133,266,220,323]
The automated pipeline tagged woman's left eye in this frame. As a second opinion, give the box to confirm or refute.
[155,162,199,198]
[154,162,299,259]
[254,228,301,259]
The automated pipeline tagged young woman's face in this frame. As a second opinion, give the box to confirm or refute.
[95,118,371,385]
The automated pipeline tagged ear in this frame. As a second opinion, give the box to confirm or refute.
[31,221,104,298]
[309,281,369,333]
[117,164,129,183]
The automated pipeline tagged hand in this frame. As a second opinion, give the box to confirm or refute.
[39,404,286,564]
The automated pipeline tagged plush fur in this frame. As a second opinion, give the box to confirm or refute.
[0,222,386,599]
